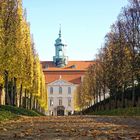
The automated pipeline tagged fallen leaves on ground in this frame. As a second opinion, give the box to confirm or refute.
[0,116,139,140]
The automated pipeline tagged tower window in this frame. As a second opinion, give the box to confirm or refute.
[59,50,63,56]
[50,87,53,94]
[59,87,62,94]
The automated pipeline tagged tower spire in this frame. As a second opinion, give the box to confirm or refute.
[59,24,61,38]
[53,25,68,67]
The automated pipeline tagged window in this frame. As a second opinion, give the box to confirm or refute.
[50,87,53,94]
[71,65,76,69]
[59,87,62,94]
[68,87,71,94]
[50,99,53,106]
[59,98,62,106]
[68,98,71,107]
[59,50,63,56]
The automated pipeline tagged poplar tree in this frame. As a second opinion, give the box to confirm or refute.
[0,0,48,112]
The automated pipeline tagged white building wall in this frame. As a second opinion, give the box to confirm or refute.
[47,79,76,116]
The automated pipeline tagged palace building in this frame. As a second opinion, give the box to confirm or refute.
[41,28,93,115]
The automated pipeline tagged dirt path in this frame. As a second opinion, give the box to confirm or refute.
[0,116,140,140]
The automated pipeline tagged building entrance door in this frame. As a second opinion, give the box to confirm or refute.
[56,106,65,116]
[57,109,64,116]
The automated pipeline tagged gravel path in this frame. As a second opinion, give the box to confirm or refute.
[0,115,140,140]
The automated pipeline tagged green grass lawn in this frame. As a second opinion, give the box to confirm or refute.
[0,105,42,121]
[0,110,17,121]
[88,107,140,116]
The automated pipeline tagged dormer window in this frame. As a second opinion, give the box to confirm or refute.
[71,65,76,69]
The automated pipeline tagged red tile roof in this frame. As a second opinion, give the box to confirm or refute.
[41,61,93,84]
[44,71,85,84]
[41,61,94,71]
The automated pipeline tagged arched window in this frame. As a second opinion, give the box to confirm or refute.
[59,87,62,94]
[50,87,53,94]
[68,87,71,94]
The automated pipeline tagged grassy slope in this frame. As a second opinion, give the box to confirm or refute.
[0,110,17,121]
[88,107,140,116]
[0,105,42,121]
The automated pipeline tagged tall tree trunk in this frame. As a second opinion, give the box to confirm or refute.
[13,77,17,106]
[36,100,39,111]
[98,90,101,110]
[19,84,23,107]
[103,87,106,101]
[32,96,34,109]
[122,85,125,108]
[109,97,111,110]
[99,90,101,102]
[30,93,32,110]
[94,94,96,105]
[27,90,29,109]
[25,89,27,109]
[103,86,106,110]
[109,91,112,110]
[4,71,10,105]
[0,86,2,105]
[115,93,117,109]
[132,79,136,107]
[96,92,98,104]
[114,89,117,109]
[10,79,14,106]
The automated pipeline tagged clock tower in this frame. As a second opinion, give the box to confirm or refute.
[53,27,68,67]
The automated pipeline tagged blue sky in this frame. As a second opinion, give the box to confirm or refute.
[23,0,128,61]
